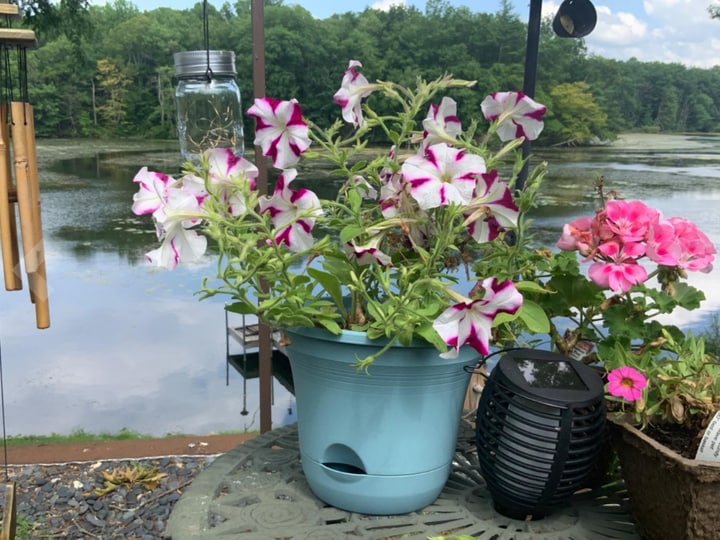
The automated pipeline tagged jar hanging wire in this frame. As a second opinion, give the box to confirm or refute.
[173,0,244,162]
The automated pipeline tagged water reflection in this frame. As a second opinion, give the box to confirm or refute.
[0,135,718,437]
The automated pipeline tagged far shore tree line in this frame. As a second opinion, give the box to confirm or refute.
[13,0,720,146]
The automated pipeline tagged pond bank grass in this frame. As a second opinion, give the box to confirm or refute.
[3,427,260,447]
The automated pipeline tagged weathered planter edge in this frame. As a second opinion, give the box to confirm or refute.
[608,415,720,478]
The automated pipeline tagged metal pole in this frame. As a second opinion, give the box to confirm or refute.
[250,0,272,434]
[517,0,542,192]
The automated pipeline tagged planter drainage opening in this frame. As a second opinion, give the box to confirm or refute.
[323,444,366,475]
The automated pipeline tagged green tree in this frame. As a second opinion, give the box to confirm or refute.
[709,2,720,19]
[547,82,608,145]
[95,58,132,129]
[19,0,92,48]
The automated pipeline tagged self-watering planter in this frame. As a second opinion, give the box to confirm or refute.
[284,327,477,515]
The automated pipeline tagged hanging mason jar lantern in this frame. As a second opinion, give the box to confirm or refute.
[173,49,244,162]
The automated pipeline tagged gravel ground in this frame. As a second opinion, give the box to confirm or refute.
[1,456,212,539]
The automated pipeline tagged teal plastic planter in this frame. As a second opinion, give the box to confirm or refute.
[284,327,477,515]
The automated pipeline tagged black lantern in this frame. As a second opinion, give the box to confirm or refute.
[475,349,605,519]
[553,0,597,38]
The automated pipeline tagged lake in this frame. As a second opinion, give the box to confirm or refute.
[1,134,718,437]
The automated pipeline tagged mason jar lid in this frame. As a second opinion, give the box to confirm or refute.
[173,50,236,79]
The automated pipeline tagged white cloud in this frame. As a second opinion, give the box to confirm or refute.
[583,1,720,67]
[589,7,647,46]
[371,0,405,11]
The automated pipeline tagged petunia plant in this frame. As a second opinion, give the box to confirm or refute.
[604,330,720,448]
[131,60,551,368]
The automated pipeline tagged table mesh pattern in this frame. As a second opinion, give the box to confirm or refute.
[166,423,639,540]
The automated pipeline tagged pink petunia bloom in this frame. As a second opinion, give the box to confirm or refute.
[480,91,546,142]
[247,98,311,169]
[465,170,519,243]
[422,96,462,148]
[258,169,322,252]
[332,60,376,127]
[433,278,523,359]
[607,366,647,402]
[604,199,659,243]
[402,143,485,210]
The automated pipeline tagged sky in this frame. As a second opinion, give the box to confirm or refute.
[94,0,720,68]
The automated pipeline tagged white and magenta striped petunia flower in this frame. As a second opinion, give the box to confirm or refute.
[481,91,546,142]
[145,222,208,271]
[206,147,258,216]
[258,169,322,252]
[247,98,311,169]
[465,170,519,243]
[422,96,462,148]
[142,183,208,269]
[433,278,523,359]
[131,167,171,216]
[344,237,392,267]
[333,60,376,127]
[401,143,485,210]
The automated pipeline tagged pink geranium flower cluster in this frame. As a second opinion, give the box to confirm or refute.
[557,198,715,293]
[132,60,550,367]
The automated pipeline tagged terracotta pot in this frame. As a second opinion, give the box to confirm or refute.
[609,416,720,540]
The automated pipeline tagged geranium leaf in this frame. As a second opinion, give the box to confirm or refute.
[517,300,551,333]
[673,282,706,311]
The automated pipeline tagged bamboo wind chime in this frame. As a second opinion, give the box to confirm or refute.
[0,0,48,329]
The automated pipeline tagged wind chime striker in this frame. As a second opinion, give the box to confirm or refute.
[0,0,49,329]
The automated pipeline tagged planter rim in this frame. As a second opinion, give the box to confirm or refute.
[287,326,438,349]
[608,415,720,471]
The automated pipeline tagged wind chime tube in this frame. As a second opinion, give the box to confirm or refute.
[9,101,36,275]
[22,102,48,328]
[0,103,21,290]
[10,101,49,328]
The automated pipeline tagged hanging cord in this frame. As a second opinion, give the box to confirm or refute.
[2,44,12,106]
[0,339,10,481]
[17,45,28,107]
[203,0,213,82]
